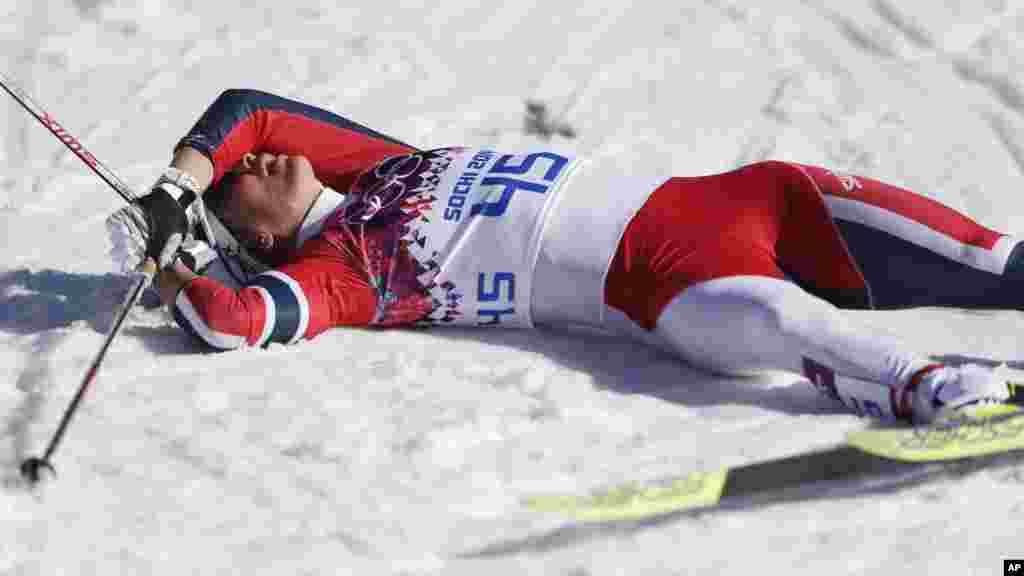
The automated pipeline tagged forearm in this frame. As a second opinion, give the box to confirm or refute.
[170,146,213,195]
[175,89,418,189]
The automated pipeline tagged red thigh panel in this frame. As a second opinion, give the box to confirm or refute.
[605,161,869,330]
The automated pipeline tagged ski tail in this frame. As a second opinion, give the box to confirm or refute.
[524,401,1024,522]
[521,444,940,521]
[523,469,729,522]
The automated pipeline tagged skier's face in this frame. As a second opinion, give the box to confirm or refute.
[222,152,319,256]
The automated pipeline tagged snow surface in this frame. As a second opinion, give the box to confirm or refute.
[3,1,1024,574]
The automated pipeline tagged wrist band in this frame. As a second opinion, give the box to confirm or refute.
[156,167,201,206]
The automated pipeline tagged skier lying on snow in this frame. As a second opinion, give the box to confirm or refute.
[112,88,1016,425]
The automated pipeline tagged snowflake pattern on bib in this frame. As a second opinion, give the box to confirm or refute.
[320,145,576,329]
[323,147,466,327]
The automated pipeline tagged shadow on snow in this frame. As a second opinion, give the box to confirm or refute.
[419,322,849,419]
[0,267,204,492]
[0,268,144,335]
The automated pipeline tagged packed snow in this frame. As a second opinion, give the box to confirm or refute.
[2,1,1024,574]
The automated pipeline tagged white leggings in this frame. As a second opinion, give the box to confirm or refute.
[603,276,932,418]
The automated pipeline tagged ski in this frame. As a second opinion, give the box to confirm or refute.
[524,399,1024,522]
[848,403,1024,461]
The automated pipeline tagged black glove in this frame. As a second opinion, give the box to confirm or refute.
[135,168,200,269]
[175,237,219,274]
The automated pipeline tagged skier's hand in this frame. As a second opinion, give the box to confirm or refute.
[155,257,199,307]
[135,168,200,269]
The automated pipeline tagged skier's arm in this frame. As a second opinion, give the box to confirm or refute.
[168,146,213,194]
[137,90,417,269]
[160,239,378,350]
[175,88,419,193]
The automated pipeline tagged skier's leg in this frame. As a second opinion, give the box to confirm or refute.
[648,274,926,420]
[602,169,1011,422]
[793,164,1024,310]
[606,272,1010,422]
[649,275,923,384]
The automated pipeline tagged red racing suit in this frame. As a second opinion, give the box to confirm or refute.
[171,90,1024,353]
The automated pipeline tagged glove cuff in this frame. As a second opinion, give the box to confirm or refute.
[175,238,219,274]
[154,167,201,207]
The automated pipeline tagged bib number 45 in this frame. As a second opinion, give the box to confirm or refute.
[471,151,569,218]
[478,272,515,326]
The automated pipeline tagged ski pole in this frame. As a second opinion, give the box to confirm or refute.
[0,70,157,484]
[0,71,137,204]
[20,258,158,484]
